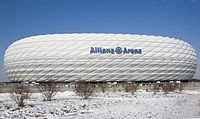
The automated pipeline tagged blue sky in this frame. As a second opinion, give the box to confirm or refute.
[0,0,199,82]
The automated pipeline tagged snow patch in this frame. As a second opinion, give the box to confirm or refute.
[0,90,198,119]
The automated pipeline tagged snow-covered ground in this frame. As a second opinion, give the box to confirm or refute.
[0,89,199,119]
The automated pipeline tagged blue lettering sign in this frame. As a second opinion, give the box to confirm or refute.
[90,47,142,54]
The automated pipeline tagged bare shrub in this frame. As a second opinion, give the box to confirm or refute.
[38,80,59,101]
[162,83,179,94]
[122,82,131,92]
[100,83,108,93]
[122,82,139,95]
[9,84,32,107]
[74,81,95,99]
[112,86,117,92]
[162,84,170,94]
[130,83,139,95]
[168,83,178,92]
[178,84,184,92]
[153,84,160,94]
[0,86,4,93]
[146,87,149,92]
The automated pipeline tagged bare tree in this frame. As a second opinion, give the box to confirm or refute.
[38,80,59,101]
[74,81,95,99]
[9,84,32,107]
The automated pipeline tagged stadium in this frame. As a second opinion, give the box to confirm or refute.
[4,33,197,83]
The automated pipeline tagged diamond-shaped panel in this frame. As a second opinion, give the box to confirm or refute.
[4,33,197,82]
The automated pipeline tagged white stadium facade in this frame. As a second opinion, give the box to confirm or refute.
[4,33,197,82]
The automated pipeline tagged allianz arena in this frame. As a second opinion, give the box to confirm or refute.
[4,33,197,82]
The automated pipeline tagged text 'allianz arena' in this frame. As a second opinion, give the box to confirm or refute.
[4,33,197,82]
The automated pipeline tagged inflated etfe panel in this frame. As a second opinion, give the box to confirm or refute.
[4,33,197,82]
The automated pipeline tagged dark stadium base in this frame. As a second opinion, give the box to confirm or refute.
[0,80,195,86]
[0,79,199,93]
